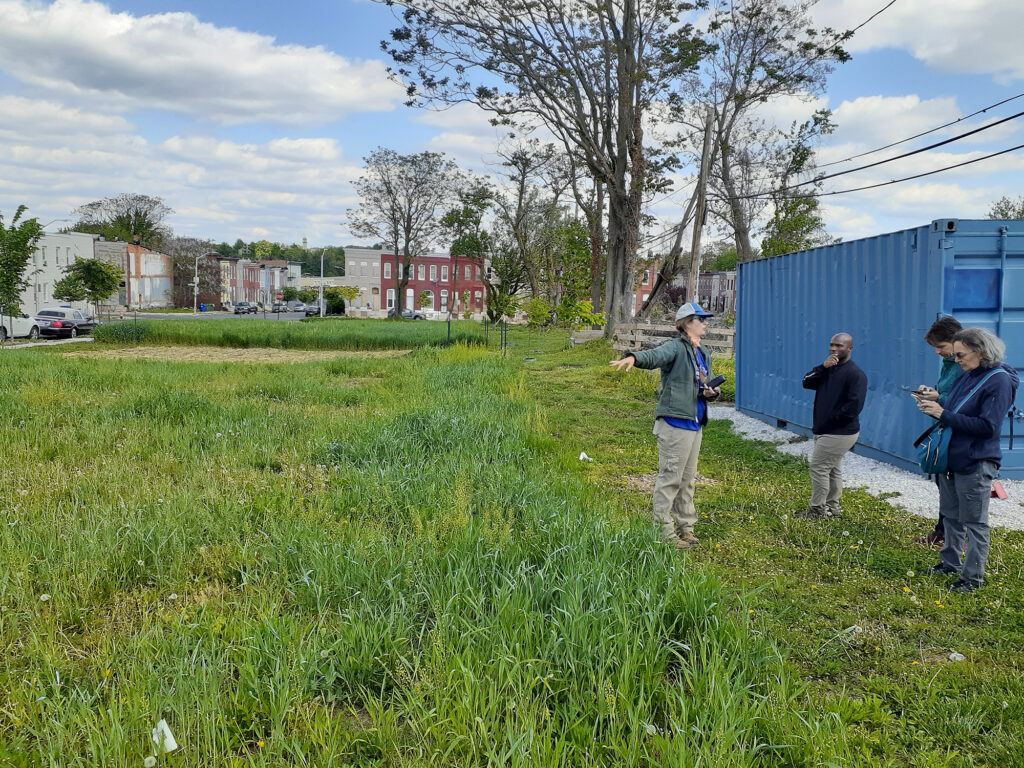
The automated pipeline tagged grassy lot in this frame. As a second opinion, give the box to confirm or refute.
[93,317,488,350]
[533,339,1024,767]
[1,324,1020,766]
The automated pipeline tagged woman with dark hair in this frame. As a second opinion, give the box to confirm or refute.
[912,315,963,546]
[610,303,721,550]
[917,327,1018,593]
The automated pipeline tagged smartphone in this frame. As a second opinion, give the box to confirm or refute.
[705,374,726,389]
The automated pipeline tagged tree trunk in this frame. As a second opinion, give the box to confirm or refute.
[588,184,605,312]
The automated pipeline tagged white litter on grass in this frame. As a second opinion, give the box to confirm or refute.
[949,652,966,662]
[579,452,594,462]
[151,719,178,753]
[709,405,1024,532]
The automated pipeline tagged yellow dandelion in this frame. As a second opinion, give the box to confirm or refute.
[810,585,817,589]
[911,661,920,665]
[875,646,881,651]
[257,741,265,748]
[902,586,911,592]
[748,609,754,614]
[103,669,111,677]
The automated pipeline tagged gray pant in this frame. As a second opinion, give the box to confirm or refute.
[938,462,996,586]
[808,432,859,510]
[652,419,703,542]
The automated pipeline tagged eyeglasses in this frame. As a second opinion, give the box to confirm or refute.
[694,316,709,323]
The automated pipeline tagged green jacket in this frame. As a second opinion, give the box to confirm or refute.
[629,337,713,423]
[936,356,960,406]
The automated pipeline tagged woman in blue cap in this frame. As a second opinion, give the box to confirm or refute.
[610,302,721,550]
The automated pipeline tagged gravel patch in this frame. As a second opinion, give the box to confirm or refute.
[710,404,1024,532]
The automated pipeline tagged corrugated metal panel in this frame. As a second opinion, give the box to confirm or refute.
[737,219,1024,478]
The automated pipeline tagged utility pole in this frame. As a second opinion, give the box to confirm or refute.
[319,248,326,317]
[687,106,716,303]
[192,255,200,314]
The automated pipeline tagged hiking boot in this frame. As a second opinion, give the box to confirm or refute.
[930,563,958,575]
[795,505,826,519]
[679,531,700,549]
[913,532,944,546]
[948,579,980,594]
[824,505,842,518]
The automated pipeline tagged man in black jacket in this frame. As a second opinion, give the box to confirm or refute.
[798,333,868,518]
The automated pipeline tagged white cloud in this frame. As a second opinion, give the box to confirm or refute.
[814,0,1024,82]
[0,0,404,125]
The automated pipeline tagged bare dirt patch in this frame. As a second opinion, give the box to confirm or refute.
[621,472,718,493]
[63,346,410,364]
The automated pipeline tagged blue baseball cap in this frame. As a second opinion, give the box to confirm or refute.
[675,302,714,321]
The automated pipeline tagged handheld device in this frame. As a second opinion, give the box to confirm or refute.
[705,374,726,389]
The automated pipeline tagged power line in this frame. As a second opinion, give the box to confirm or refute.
[717,142,1024,201]
[775,109,1024,193]
[818,91,1024,169]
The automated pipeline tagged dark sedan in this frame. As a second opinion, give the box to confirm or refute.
[233,302,258,314]
[386,308,426,320]
[34,307,96,338]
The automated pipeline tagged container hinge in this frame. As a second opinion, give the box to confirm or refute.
[938,239,954,249]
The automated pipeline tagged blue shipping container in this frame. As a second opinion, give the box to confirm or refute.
[736,218,1024,478]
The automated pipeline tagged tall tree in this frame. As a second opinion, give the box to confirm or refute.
[348,148,463,315]
[988,195,1024,219]
[0,206,42,320]
[380,0,708,335]
[164,236,220,308]
[677,0,850,261]
[442,184,493,320]
[71,193,173,250]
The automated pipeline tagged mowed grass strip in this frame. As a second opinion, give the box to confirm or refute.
[1,341,844,766]
[92,316,487,350]
[532,339,1024,768]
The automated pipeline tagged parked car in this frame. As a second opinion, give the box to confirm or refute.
[221,301,234,313]
[34,307,96,338]
[286,301,306,312]
[387,308,426,320]
[271,301,287,313]
[0,312,41,341]
[304,302,322,316]
[233,302,257,314]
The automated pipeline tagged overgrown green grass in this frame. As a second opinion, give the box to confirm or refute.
[0,340,842,766]
[533,340,1024,767]
[93,317,487,350]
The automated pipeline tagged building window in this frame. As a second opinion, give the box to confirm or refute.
[386,288,395,309]
[474,290,481,304]
[422,290,434,310]
[641,271,649,285]
[398,262,404,280]
[430,264,437,281]
[441,265,448,282]
[418,264,425,280]
[465,264,471,280]
[440,290,448,311]
[384,262,392,279]
[475,266,481,281]
[406,288,414,309]
[348,260,355,271]
[360,261,368,276]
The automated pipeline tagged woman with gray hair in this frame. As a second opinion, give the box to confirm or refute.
[917,327,1019,593]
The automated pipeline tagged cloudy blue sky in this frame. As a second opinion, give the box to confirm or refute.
[1,0,1022,249]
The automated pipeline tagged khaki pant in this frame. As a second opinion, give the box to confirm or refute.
[808,432,859,510]
[652,419,703,542]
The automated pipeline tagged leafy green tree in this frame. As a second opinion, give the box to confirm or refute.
[164,236,218,308]
[442,184,492,320]
[52,273,88,303]
[71,193,173,250]
[281,286,300,302]
[760,113,836,259]
[988,196,1024,219]
[703,242,738,271]
[0,205,42,317]
[253,240,275,259]
[323,287,348,314]
[523,296,553,328]
[57,259,123,317]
